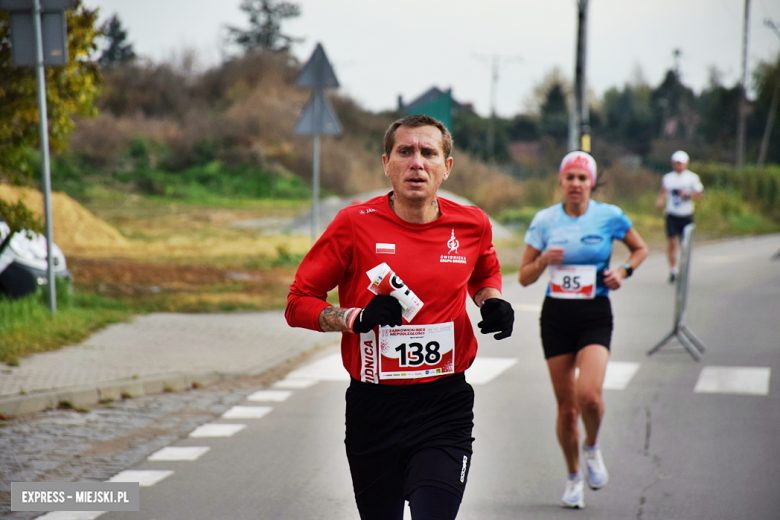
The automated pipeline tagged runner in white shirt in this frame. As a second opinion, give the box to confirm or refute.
[656,150,704,283]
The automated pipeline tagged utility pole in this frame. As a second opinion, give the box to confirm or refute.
[473,53,521,159]
[569,0,590,152]
[758,18,780,167]
[487,55,498,160]
[736,0,751,170]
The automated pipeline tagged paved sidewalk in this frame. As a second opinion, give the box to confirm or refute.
[0,311,338,416]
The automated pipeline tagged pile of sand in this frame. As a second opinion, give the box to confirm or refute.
[0,184,129,254]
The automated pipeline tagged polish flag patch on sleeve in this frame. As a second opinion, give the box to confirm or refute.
[376,243,395,254]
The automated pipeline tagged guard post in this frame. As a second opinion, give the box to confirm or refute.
[648,224,707,361]
[1,0,75,314]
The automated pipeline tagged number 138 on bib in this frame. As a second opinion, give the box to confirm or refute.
[379,322,455,379]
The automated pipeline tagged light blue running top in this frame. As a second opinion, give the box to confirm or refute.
[524,200,633,297]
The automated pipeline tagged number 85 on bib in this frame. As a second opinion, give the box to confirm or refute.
[549,265,596,299]
[378,322,455,380]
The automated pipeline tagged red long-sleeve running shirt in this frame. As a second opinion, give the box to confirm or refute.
[285,192,502,385]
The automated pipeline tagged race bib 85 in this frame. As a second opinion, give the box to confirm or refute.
[549,265,596,299]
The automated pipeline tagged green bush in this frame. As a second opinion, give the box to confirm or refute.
[694,189,779,236]
[497,206,542,227]
[46,138,312,204]
[692,162,780,218]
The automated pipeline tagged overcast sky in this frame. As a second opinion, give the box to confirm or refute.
[90,0,780,118]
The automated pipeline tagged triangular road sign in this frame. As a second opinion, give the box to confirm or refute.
[295,89,343,135]
[296,43,339,89]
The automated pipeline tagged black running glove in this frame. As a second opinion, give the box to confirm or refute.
[352,295,403,333]
[478,298,514,340]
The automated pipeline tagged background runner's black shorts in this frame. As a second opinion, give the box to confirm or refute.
[345,373,474,518]
[666,214,694,238]
[540,296,613,359]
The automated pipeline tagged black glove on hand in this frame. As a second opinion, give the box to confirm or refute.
[478,298,514,340]
[352,294,403,333]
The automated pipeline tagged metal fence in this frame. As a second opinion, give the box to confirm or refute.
[647,223,707,361]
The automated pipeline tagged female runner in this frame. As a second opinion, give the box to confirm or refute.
[519,151,648,509]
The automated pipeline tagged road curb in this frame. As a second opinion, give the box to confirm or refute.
[0,337,340,418]
[0,372,230,417]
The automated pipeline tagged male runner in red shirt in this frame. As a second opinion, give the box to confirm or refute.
[286,114,514,520]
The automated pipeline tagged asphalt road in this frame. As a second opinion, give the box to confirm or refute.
[34,234,780,520]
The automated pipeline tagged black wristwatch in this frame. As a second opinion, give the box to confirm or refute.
[621,263,633,278]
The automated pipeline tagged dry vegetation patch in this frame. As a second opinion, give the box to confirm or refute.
[0,185,129,253]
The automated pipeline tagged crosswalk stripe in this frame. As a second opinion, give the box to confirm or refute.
[466,358,518,385]
[148,447,210,461]
[698,255,746,264]
[36,512,105,520]
[247,390,293,402]
[286,353,348,381]
[273,378,319,389]
[694,366,771,395]
[510,303,542,312]
[221,405,273,419]
[286,353,524,386]
[603,361,641,390]
[107,470,174,487]
[189,423,246,438]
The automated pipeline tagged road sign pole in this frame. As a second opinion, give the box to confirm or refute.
[311,133,320,244]
[32,0,56,314]
[294,43,343,244]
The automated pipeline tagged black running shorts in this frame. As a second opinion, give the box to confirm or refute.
[345,373,474,520]
[665,214,694,238]
[540,296,613,359]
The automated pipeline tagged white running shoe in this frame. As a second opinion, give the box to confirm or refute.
[583,443,609,490]
[561,476,584,509]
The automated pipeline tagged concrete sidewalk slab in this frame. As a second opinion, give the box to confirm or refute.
[0,311,338,417]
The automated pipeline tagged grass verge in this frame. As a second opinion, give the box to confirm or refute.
[0,290,134,366]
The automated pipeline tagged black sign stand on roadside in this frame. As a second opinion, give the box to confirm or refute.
[294,43,343,244]
[1,0,74,314]
[648,224,707,361]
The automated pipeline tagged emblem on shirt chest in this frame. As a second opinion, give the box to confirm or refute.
[440,228,467,264]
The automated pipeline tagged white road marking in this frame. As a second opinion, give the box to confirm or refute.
[189,423,246,438]
[466,358,518,385]
[286,353,349,381]
[287,353,521,386]
[36,512,105,520]
[603,361,641,390]
[273,378,319,389]
[107,470,174,487]
[511,303,542,312]
[247,390,293,402]
[221,405,273,419]
[698,255,746,264]
[694,366,771,395]
[148,446,210,461]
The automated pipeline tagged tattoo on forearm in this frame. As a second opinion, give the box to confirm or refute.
[319,306,346,332]
[474,287,499,307]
